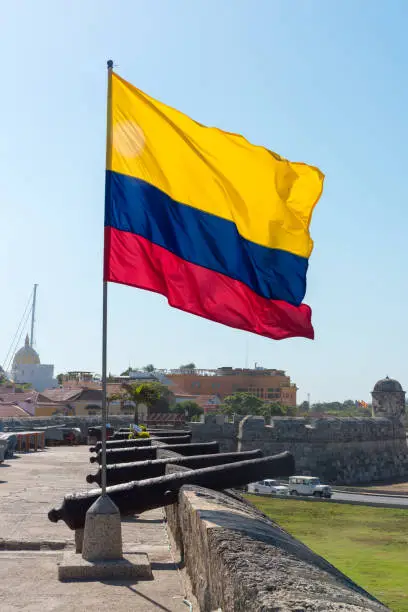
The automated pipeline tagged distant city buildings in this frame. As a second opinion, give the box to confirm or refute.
[0,357,298,417]
[165,366,297,407]
[43,365,297,416]
[58,371,97,384]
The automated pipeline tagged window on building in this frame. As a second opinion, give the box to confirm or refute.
[85,404,101,411]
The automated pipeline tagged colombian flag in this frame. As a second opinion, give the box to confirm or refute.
[104,71,324,340]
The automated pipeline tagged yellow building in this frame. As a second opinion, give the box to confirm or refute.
[167,367,297,407]
[36,385,134,417]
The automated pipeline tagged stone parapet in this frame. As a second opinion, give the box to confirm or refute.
[166,486,388,611]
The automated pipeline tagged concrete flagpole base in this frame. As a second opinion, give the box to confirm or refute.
[58,495,152,581]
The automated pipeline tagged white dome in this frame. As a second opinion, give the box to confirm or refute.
[13,335,40,367]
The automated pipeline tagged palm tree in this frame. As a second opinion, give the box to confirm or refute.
[123,382,163,423]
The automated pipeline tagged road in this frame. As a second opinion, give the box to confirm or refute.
[250,490,408,508]
[331,490,408,508]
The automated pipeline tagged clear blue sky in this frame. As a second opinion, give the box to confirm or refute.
[1,0,407,403]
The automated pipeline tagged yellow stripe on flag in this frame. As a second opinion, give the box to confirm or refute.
[109,72,324,258]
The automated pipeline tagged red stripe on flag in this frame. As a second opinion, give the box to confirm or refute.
[104,227,314,340]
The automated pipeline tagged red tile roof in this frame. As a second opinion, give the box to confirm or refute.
[0,391,38,404]
[61,380,101,389]
[39,389,81,402]
[60,382,128,396]
[40,388,104,403]
[0,403,31,417]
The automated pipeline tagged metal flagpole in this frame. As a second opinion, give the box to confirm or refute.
[101,59,114,496]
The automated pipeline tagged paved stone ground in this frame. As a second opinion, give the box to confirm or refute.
[0,446,194,611]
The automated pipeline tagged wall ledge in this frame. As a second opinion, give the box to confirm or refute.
[167,486,388,611]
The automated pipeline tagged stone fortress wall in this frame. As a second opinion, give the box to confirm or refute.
[2,377,407,485]
[190,377,408,484]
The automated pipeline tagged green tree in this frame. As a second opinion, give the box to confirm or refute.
[123,381,173,422]
[260,402,286,418]
[309,400,371,417]
[143,364,155,372]
[172,400,203,420]
[179,362,196,371]
[221,392,264,416]
[120,367,132,376]
[56,373,64,385]
[298,400,310,413]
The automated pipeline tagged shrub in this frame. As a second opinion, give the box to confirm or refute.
[137,431,150,438]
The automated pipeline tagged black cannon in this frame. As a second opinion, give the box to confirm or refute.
[90,446,156,464]
[111,432,137,440]
[89,441,220,465]
[90,438,152,452]
[49,452,295,530]
[90,434,191,453]
[149,435,192,445]
[114,429,191,437]
[86,449,263,486]
[147,430,191,437]
[88,426,114,442]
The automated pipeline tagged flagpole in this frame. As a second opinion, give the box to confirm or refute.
[101,59,114,496]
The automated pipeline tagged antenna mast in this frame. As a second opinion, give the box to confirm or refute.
[30,284,38,348]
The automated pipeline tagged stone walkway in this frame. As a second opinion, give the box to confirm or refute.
[0,446,193,611]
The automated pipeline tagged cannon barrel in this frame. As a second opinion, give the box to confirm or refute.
[147,430,191,437]
[90,438,152,452]
[89,441,220,465]
[112,432,138,440]
[150,435,191,445]
[117,428,191,438]
[89,434,191,453]
[90,446,156,464]
[112,430,191,440]
[49,452,294,530]
[86,449,263,485]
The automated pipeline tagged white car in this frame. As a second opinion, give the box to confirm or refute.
[247,479,289,496]
[288,476,332,498]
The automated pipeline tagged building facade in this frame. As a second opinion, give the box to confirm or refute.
[167,367,297,406]
[11,335,57,392]
[35,385,136,417]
